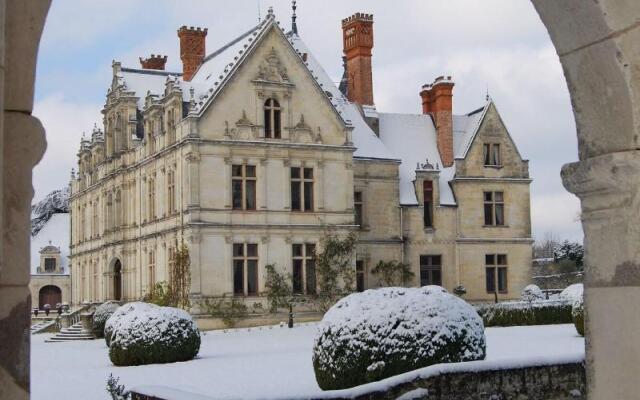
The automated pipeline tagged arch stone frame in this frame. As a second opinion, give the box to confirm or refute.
[0,0,637,398]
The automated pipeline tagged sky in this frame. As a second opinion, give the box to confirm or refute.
[32,0,583,242]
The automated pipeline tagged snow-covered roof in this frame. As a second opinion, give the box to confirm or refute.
[113,11,490,208]
[31,213,70,275]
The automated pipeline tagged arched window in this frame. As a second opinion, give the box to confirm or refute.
[264,98,281,139]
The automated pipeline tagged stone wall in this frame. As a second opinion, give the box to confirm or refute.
[130,362,585,400]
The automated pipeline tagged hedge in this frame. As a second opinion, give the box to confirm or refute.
[476,300,572,327]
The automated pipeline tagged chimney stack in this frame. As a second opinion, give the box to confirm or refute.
[139,54,168,70]
[420,76,454,167]
[342,13,374,106]
[178,26,208,82]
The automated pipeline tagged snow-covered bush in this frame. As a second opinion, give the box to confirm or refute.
[476,300,572,327]
[559,283,583,304]
[104,302,156,347]
[312,286,486,390]
[92,301,120,338]
[521,284,544,302]
[108,303,201,366]
[572,293,585,337]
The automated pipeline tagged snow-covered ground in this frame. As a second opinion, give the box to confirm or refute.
[31,323,584,400]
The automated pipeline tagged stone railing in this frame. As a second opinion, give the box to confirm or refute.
[130,358,585,400]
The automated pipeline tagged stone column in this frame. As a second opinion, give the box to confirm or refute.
[562,152,640,399]
[0,1,51,399]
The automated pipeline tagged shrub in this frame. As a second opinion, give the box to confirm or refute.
[108,304,200,366]
[370,260,414,287]
[559,283,583,304]
[521,284,544,302]
[204,295,248,328]
[572,295,585,336]
[104,302,156,347]
[312,286,486,390]
[92,301,120,338]
[476,300,572,327]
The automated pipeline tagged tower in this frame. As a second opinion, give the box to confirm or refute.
[342,13,374,106]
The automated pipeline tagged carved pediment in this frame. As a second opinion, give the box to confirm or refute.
[226,111,258,141]
[255,48,290,84]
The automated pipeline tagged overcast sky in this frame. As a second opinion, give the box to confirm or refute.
[33,0,583,242]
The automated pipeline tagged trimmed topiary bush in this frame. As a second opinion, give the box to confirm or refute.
[521,284,544,302]
[559,283,583,304]
[92,301,120,338]
[104,302,156,347]
[572,295,584,336]
[312,286,486,390]
[108,303,201,366]
[476,300,572,327]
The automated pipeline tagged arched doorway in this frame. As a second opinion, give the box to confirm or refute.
[38,285,61,310]
[113,259,122,301]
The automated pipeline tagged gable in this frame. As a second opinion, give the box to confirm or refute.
[196,22,348,146]
[458,102,529,178]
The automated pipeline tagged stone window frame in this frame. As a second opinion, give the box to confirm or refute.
[485,254,508,294]
[263,98,282,139]
[167,169,176,214]
[483,143,502,167]
[231,164,257,211]
[292,243,316,295]
[419,255,442,286]
[354,190,365,227]
[423,180,434,229]
[483,190,505,226]
[290,166,314,212]
[43,257,56,272]
[233,243,259,297]
[148,249,156,291]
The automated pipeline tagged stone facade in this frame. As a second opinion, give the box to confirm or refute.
[69,12,533,310]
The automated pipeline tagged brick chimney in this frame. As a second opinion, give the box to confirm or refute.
[139,54,168,70]
[420,76,454,167]
[342,13,374,106]
[178,26,208,82]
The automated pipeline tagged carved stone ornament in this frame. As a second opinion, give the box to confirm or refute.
[255,48,290,83]
[233,110,258,140]
[291,114,314,143]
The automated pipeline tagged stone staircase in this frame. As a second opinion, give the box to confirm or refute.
[31,320,56,334]
[45,322,94,342]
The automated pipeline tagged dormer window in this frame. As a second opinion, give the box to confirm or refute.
[483,143,501,166]
[44,258,56,272]
[264,98,281,139]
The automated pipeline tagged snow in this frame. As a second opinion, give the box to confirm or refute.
[521,284,544,302]
[314,286,485,378]
[559,284,584,305]
[120,69,180,108]
[109,303,198,349]
[31,187,69,235]
[31,323,583,400]
[30,213,70,275]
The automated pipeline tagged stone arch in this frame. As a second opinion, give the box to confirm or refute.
[2,1,640,398]
[38,285,62,310]
[107,257,124,301]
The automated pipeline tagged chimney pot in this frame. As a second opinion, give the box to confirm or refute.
[420,76,455,167]
[341,12,375,106]
[178,25,208,81]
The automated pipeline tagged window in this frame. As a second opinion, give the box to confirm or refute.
[93,263,98,300]
[486,254,508,293]
[356,260,365,292]
[354,191,364,226]
[148,178,156,221]
[167,170,176,214]
[291,167,314,212]
[484,191,505,226]
[264,98,281,139]
[423,180,434,228]
[483,143,501,166]
[292,244,316,294]
[93,201,99,237]
[232,165,257,210]
[233,243,259,296]
[167,109,176,143]
[148,250,156,290]
[420,255,442,286]
[44,258,56,272]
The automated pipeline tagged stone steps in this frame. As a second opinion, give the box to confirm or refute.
[46,323,95,343]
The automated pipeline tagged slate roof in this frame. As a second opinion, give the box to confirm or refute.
[114,11,491,207]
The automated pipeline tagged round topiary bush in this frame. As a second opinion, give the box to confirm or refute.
[104,302,156,347]
[312,286,486,390]
[559,283,583,304]
[521,284,544,302]
[92,301,120,338]
[572,295,584,336]
[108,304,201,366]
